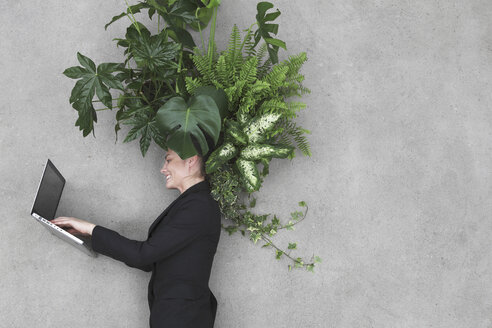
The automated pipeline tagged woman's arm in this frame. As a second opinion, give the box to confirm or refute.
[53,195,210,269]
[51,217,153,272]
[90,196,210,268]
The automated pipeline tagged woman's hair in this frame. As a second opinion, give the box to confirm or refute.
[196,154,207,180]
[191,134,213,181]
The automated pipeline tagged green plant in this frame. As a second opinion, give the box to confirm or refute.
[64,0,223,158]
[63,0,321,272]
[189,23,318,270]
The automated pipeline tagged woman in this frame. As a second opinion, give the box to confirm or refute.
[52,148,222,328]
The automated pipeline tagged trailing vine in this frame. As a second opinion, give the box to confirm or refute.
[63,0,321,272]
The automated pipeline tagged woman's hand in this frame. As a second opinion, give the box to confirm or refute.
[52,217,96,236]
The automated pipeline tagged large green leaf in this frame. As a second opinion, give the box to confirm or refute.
[236,158,261,192]
[63,52,123,137]
[205,141,237,174]
[167,26,196,50]
[193,86,228,119]
[167,1,200,25]
[156,95,221,159]
[147,0,169,16]
[240,143,294,161]
[192,6,214,30]
[122,111,167,156]
[253,2,286,64]
[243,112,282,144]
[132,32,180,72]
[104,3,149,30]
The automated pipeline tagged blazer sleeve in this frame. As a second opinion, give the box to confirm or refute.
[91,195,210,269]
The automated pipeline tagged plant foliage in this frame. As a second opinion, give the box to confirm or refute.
[63,0,320,272]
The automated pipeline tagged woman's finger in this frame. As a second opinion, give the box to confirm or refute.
[53,221,73,228]
[52,217,95,236]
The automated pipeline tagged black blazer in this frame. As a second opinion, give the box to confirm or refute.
[91,180,221,328]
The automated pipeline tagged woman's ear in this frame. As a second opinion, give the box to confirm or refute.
[186,155,199,171]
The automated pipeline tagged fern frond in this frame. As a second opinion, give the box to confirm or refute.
[192,53,215,84]
[274,52,310,98]
[275,119,311,157]
[258,99,287,115]
[237,80,269,118]
[246,81,271,112]
[248,80,271,96]
[216,55,230,87]
[289,73,305,84]
[280,80,309,98]
[224,80,246,106]
[300,85,311,94]
[185,76,203,95]
[238,97,256,116]
[256,43,268,67]
[226,25,243,80]
[242,28,256,59]
[239,56,258,85]
[212,80,225,90]
[258,58,272,79]
[286,101,306,117]
[263,65,288,90]
[282,52,307,79]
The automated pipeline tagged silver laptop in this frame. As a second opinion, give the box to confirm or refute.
[30,159,96,257]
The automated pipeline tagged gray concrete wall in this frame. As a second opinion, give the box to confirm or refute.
[1,0,491,327]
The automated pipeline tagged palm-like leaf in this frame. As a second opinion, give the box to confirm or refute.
[63,53,123,136]
[132,33,180,72]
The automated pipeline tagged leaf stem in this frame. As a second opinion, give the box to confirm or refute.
[207,6,218,67]
[260,233,314,268]
[92,96,141,104]
[278,204,308,230]
[125,0,141,35]
[176,49,183,94]
[197,9,205,51]
[155,81,163,98]
[139,91,152,106]
[164,81,176,96]
[151,94,172,104]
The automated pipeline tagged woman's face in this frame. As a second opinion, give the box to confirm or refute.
[160,149,189,192]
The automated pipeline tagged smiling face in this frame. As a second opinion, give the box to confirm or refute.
[160,148,204,193]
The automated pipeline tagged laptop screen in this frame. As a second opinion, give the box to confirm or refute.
[31,160,66,220]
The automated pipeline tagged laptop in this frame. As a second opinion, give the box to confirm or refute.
[30,159,97,257]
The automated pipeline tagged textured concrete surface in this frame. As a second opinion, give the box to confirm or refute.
[1,0,492,327]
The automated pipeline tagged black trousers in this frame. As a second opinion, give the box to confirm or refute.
[149,291,218,328]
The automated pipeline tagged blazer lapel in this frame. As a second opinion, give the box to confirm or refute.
[147,180,211,236]
[148,196,180,236]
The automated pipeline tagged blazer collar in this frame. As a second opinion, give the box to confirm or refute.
[178,179,210,198]
[148,180,210,235]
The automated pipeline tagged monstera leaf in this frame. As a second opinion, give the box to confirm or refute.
[156,95,221,159]
[253,2,286,64]
[194,86,228,119]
